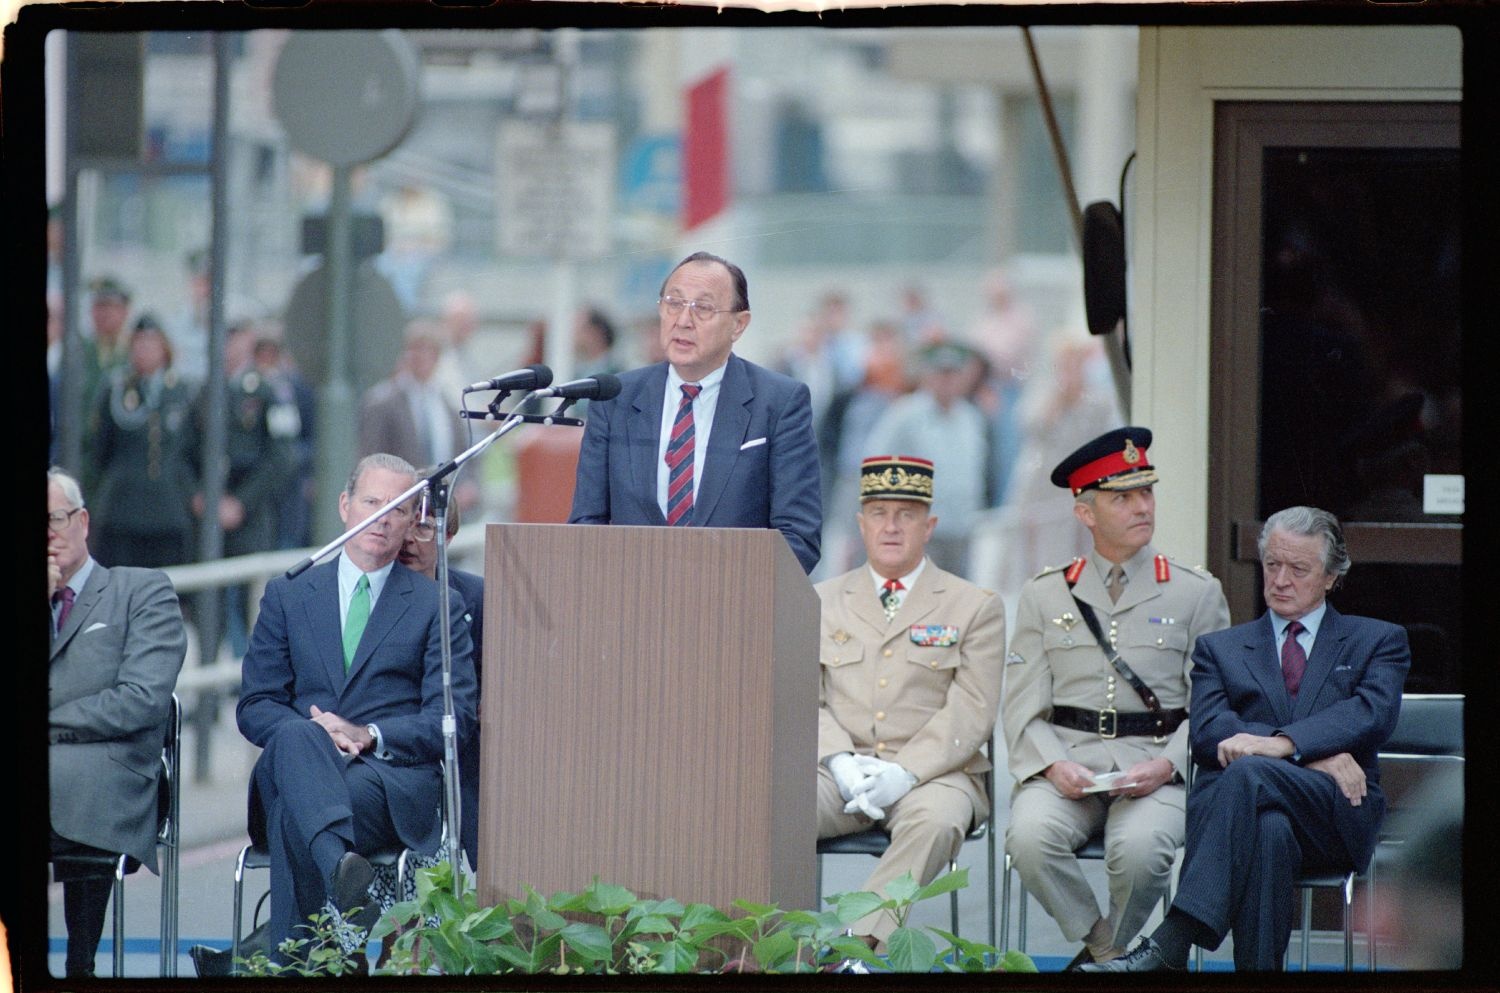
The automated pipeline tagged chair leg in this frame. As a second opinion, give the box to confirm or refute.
[986,825,997,952]
[948,858,960,940]
[231,846,249,973]
[1366,864,1378,971]
[815,852,824,914]
[1299,887,1313,971]
[1342,875,1354,971]
[998,852,1011,953]
[112,858,127,978]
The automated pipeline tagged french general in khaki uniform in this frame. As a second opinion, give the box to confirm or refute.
[1002,427,1230,968]
[817,455,1005,947]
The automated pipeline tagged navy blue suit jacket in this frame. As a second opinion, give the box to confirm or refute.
[237,559,477,851]
[567,354,822,573]
[1188,605,1409,870]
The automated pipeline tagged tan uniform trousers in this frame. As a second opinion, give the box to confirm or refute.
[816,765,976,942]
[1005,777,1184,947]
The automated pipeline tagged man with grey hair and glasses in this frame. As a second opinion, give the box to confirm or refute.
[568,251,822,574]
[48,467,187,976]
[1082,506,1410,972]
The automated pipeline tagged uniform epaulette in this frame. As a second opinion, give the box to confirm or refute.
[1164,556,1216,580]
[1033,558,1079,580]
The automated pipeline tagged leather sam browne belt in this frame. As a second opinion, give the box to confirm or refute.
[1051,704,1187,740]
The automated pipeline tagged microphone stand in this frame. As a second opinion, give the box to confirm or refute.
[286,390,550,898]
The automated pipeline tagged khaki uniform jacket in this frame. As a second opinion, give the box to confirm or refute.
[1003,544,1230,785]
[818,562,1005,811]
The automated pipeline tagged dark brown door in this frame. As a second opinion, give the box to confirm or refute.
[1209,101,1461,692]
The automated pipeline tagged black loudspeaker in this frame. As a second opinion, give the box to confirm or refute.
[1082,200,1126,337]
[72,33,145,161]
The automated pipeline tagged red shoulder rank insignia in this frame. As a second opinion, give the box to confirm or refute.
[1064,557,1087,586]
[1154,554,1170,583]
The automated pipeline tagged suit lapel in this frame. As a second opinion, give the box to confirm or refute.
[1292,605,1346,720]
[1246,613,1294,723]
[693,354,751,525]
[897,564,946,628]
[302,562,347,693]
[51,564,109,661]
[842,571,890,637]
[348,565,415,684]
[628,363,669,525]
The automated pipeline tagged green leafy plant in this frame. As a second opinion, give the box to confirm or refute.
[236,910,369,977]
[356,862,1038,975]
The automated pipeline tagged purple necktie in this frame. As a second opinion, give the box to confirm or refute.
[53,586,76,633]
[665,383,701,526]
[1281,620,1307,698]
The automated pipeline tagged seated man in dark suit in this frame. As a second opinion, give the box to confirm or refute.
[397,490,484,873]
[237,453,476,955]
[567,251,822,574]
[1082,506,1410,972]
[48,467,187,977]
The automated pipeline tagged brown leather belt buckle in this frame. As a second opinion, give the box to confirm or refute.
[1098,707,1118,739]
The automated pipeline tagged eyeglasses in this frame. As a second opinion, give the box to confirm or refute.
[48,508,83,532]
[658,295,738,322]
[411,520,437,542]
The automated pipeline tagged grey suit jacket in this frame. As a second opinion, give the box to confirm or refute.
[50,563,186,869]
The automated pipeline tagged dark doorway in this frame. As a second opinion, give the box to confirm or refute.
[1209,101,1461,692]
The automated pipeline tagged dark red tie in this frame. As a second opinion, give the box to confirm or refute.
[1281,620,1307,698]
[665,383,702,526]
[53,586,76,633]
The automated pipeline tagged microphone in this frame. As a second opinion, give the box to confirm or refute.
[463,364,553,393]
[533,374,622,402]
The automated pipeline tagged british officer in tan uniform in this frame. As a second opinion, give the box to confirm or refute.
[817,455,1005,947]
[1002,427,1230,968]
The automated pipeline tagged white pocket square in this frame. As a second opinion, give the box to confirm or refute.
[84,622,109,633]
[739,437,767,451]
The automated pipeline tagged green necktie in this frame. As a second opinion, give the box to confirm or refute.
[343,574,371,672]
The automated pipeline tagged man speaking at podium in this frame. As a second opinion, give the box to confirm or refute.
[568,251,822,574]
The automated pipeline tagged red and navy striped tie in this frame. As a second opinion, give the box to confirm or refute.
[665,383,702,526]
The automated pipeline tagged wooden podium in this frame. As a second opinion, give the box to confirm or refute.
[477,523,819,912]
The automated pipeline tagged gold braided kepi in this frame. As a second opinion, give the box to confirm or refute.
[860,455,935,504]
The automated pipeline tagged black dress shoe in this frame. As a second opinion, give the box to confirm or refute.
[332,852,375,914]
[1076,938,1183,973]
[332,851,382,935]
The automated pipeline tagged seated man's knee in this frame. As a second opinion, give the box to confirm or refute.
[1105,825,1177,881]
[1006,796,1074,865]
[262,717,329,758]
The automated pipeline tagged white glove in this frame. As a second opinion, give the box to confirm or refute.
[845,790,887,821]
[826,752,869,802]
[845,757,917,819]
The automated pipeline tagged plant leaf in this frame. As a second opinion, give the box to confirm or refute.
[641,938,700,973]
[752,929,798,971]
[558,922,614,963]
[826,934,885,968]
[832,890,887,925]
[995,948,1040,973]
[585,880,638,916]
[914,867,968,902]
[679,903,728,931]
[883,872,920,904]
[885,925,938,973]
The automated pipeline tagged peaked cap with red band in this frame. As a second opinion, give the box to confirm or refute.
[1050,426,1159,496]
